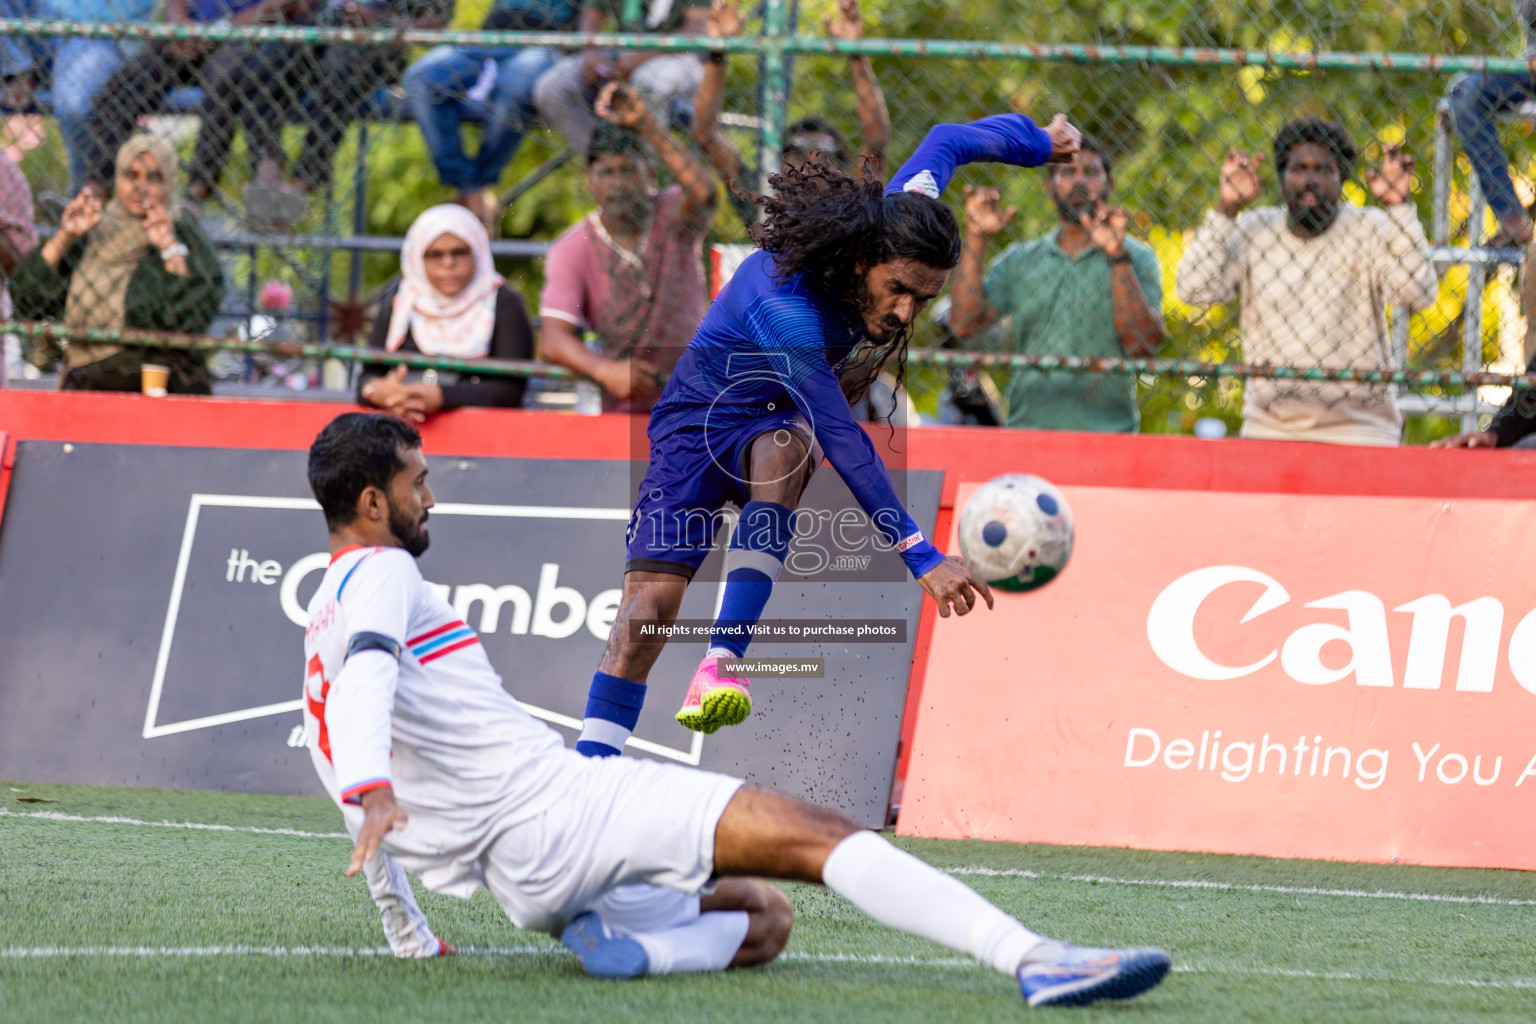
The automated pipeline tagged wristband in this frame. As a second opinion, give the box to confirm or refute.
[1107,252,1132,265]
[159,242,189,262]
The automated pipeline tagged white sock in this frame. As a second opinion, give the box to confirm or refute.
[363,851,442,958]
[821,830,1048,977]
[704,646,737,662]
[629,911,750,974]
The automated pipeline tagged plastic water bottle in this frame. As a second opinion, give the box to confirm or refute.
[574,334,606,415]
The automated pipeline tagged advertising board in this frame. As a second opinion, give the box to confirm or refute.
[0,441,939,827]
[900,483,1536,870]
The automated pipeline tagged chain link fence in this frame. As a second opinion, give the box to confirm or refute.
[0,1,1530,440]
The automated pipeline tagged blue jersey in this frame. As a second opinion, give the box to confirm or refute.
[648,115,1054,579]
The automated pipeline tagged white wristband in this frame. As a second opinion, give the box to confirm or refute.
[159,242,189,262]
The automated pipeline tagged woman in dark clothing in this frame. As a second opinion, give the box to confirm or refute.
[13,134,224,393]
[357,203,534,421]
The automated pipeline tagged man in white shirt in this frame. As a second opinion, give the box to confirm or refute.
[300,412,1171,1007]
[1176,117,1439,446]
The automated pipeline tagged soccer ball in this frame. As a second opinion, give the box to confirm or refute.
[957,474,1074,592]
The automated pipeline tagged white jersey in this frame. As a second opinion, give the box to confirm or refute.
[303,544,570,896]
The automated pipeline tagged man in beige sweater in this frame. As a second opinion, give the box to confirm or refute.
[1176,117,1439,446]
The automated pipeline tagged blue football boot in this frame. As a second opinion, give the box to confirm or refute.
[560,911,649,980]
[1016,944,1172,1007]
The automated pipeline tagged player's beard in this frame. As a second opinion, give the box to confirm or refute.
[388,500,431,557]
[851,273,911,347]
[844,274,914,406]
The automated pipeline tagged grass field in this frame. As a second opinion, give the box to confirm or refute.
[2,781,1535,1022]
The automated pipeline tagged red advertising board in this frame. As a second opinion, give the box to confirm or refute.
[899,482,1536,870]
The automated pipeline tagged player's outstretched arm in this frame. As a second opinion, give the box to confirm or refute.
[886,113,1079,199]
[328,552,414,872]
[744,296,954,588]
[917,555,994,618]
[348,786,409,878]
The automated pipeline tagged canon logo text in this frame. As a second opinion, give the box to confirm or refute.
[1147,565,1536,692]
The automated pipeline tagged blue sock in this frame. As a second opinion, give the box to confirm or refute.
[709,501,795,659]
[577,671,647,757]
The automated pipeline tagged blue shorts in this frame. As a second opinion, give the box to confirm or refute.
[625,410,819,579]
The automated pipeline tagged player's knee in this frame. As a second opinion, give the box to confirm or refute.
[620,572,687,619]
[747,434,813,504]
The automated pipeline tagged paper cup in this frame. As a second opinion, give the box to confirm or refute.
[141,363,170,397]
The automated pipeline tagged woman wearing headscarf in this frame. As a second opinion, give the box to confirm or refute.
[357,203,535,421]
[13,134,224,393]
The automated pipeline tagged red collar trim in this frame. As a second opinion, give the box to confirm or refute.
[330,544,368,565]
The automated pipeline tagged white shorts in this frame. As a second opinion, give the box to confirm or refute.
[479,753,744,933]
[589,883,704,937]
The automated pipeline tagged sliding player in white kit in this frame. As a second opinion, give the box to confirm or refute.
[301,412,1171,1007]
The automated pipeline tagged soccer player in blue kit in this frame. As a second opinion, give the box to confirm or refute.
[575,111,1083,754]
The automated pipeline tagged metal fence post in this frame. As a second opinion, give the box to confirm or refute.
[1464,170,1487,434]
[757,0,788,194]
[1432,97,1452,248]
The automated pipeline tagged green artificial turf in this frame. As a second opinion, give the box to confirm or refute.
[2,781,1534,1022]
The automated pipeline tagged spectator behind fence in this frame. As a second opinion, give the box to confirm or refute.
[1175,118,1438,446]
[1445,1,1536,248]
[0,0,45,112]
[533,0,707,158]
[292,0,453,193]
[949,137,1163,433]
[401,0,579,234]
[538,82,714,412]
[0,146,38,388]
[13,135,223,392]
[693,0,890,228]
[356,203,534,422]
[191,0,451,228]
[86,0,319,213]
[39,0,157,196]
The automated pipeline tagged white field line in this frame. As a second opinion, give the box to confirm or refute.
[0,807,348,839]
[0,946,961,965]
[947,866,1536,908]
[1171,963,1536,992]
[3,945,1535,991]
[6,808,1536,910]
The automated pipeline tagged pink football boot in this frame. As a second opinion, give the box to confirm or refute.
[674,655,752,733]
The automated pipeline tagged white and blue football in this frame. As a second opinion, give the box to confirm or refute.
[957,474,1074,592]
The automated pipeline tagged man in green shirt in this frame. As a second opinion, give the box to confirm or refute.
[949,136,1164,432]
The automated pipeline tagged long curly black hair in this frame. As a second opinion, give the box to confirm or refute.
[745,158,960,412]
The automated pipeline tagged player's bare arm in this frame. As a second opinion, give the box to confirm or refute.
[950,184,1013,339]
[917,556,995,618]
[347,785,408,878]
[1044,113,1082,163]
